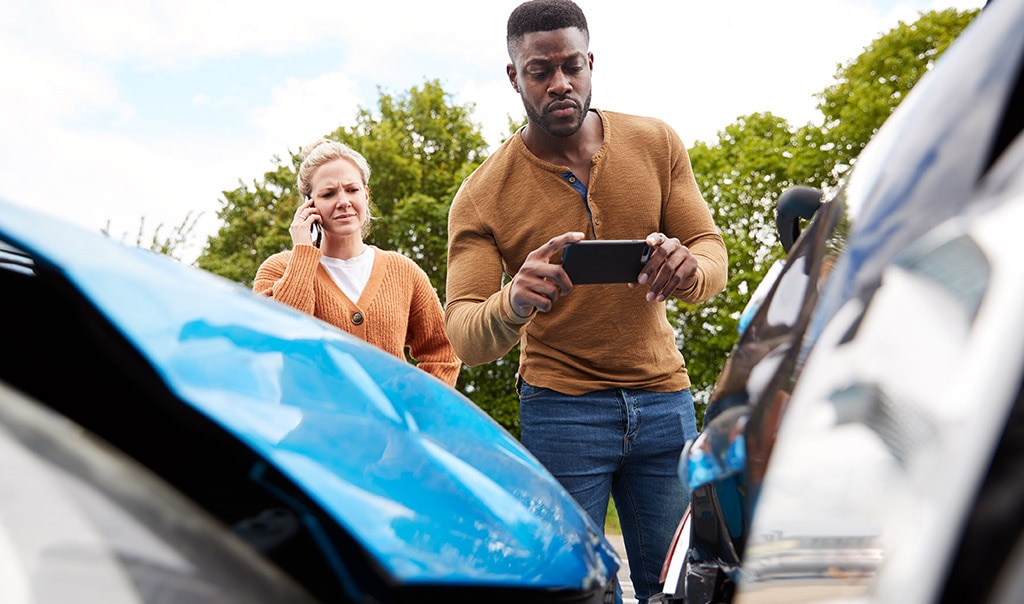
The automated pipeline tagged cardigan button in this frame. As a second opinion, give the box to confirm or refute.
[351,312,364,325]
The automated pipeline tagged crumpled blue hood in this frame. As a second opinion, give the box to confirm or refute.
[0,198,617,589]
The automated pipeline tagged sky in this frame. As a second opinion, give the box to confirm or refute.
[0,0,986,264]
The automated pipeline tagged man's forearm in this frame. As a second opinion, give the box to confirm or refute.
[444,286,531,366]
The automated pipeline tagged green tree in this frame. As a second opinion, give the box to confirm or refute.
[326,81,488,294]
[197,79,489,291]
[681,114,826,414]
[197,162,300,286]
[817,8,979,180]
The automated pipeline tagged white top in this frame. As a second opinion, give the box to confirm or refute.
[321,246,375,302]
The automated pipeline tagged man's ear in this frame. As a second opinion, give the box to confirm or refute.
[507,63,520,92]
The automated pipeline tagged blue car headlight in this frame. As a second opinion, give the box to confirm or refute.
[682,406,749,492]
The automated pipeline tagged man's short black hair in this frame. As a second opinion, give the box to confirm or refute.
[507,0,589,56]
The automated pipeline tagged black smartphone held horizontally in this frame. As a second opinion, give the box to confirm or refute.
[561,240,652,284]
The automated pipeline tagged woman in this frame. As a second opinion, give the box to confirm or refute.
[254,138,461,387]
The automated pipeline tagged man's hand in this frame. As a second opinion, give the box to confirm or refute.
[509,231,586,317]
[634,232,698,302]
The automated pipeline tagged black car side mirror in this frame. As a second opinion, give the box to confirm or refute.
[776,186,823,253]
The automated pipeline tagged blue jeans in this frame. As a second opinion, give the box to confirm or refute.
[519,382,698,604]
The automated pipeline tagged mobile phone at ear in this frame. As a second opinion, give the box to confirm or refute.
[305,195,322,248]
[310,222,322,248]
[561,240,652,284]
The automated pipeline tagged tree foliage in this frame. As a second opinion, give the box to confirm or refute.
[329,81,489,292]
[681,114,828,412]
[817,8,979,179]
[197,163,300,286]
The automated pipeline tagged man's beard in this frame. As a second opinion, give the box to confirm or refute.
[526,90,593,138]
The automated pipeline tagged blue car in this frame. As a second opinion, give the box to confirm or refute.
[654,0,1024,602]
[0,198,619,602]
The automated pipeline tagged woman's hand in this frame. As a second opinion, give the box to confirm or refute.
[290,197,321,247]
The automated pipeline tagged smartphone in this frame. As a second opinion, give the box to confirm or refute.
[310,222,322,248]
[561,240,652,284]
[306,195,322,248]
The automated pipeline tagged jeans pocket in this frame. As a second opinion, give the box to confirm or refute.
[518,381,552,403]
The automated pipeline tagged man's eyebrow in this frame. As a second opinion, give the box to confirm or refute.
[524,53,586,66]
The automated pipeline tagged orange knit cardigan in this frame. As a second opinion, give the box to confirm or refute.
[254,244,461,387]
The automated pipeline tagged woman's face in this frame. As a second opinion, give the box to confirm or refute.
[308,157,369,239]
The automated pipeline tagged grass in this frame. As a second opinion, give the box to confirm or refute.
[605,499,621,534]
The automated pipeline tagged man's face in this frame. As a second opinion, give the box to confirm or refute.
[507,27,593,138]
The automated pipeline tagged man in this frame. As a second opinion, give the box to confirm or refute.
[444,1,727,601]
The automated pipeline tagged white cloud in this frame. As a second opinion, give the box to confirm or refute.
[250,72,365,153]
